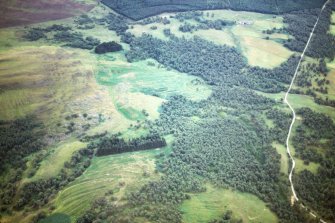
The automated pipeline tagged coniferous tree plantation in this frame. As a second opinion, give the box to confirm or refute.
[0,0,335,223]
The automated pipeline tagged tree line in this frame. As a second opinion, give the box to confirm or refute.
[101,0,326,20]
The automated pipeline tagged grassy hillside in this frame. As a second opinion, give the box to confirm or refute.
[0,0,96,28]
[54,149,162,221]
[180,184,278,223]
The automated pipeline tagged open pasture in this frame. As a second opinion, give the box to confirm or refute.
[287,93,335,121]
[54,149,162,221]
[29,140,87,181]
[180,184,278,223]
[95,53,211,123]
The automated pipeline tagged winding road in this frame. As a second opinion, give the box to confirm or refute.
[284,0,330,222]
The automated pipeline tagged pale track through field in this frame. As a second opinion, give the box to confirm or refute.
[284,0,330,222]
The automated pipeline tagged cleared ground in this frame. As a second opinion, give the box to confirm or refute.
[180,184,278,223]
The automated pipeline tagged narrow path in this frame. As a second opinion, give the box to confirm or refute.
[284,0,329,221]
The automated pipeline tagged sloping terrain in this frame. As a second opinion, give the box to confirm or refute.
[0,0,96,28]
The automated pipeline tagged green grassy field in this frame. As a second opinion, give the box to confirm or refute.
[324,64,335,100]
[287,94,335,121]
[53,149,163,221]
[180,184,278,223]
[29,140,87,182]
[329,12,335,35]
[96,53,211,101]
[272,142,289,175]
[93,52,211,127]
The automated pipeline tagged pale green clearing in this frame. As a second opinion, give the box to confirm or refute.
[287,94,335,121]
[29,140,87,181]
[272,142,289,175]
[54,149,163,221]
[193,29,236,47]
[324,65,335,100]
[329,12,335,35]
[94,53,211,125]
[180,184,278,223]
[238,34,293,68]
[257,91,286,101]
[294,159,319,174]
[326,12,335,98]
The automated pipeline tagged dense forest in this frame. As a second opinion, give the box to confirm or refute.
[0,117,45,210]
[94,41,123,54]
[292,108,335,221]
[95,134,166,156]
[101,0,326,20]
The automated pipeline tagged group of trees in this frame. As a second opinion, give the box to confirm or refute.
[74,15,95,30]
[209,210,243,223]
[295,60,328,88]
[282,9,318,52]
[23,24,71,41]
[54,31,100,50]
[179,19,234,33]
[0,117,44,172]
[104,13,129,36]
[306,1,335,59]
[266,108,292,145]
[94,41,123,54]
[0,117,45,209]
[138,16,171,25]
[292,108,335,221]
[95,134,166,156]
[24,25,101,50]
[282,0,335,59]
